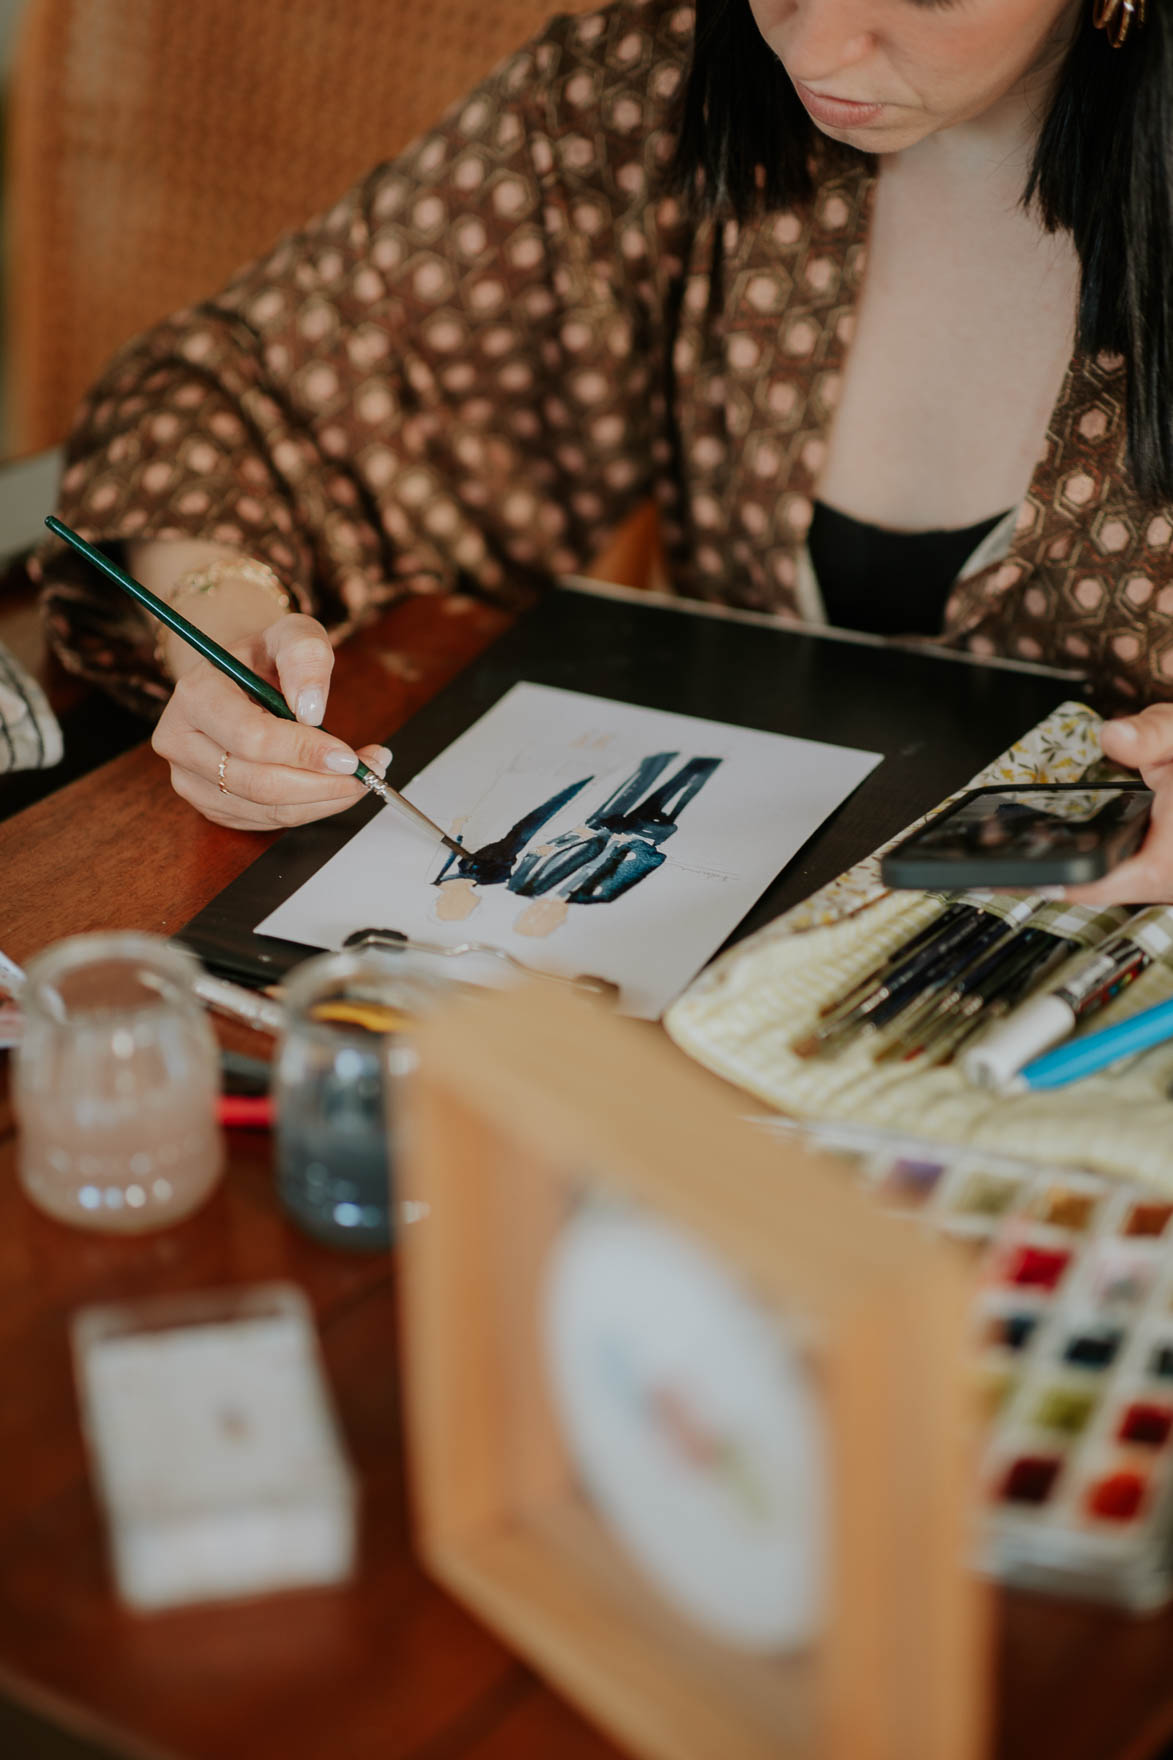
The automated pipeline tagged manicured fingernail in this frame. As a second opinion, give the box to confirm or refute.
[1107,718,1138,744]
[296,687,325,726]
[324,748,359,774]
[1034,885,1068,901]
[368,746,393,777]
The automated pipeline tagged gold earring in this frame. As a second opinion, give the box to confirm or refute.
[1093,0,1146,48]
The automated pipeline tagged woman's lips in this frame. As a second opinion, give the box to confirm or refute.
[793,79,884,128]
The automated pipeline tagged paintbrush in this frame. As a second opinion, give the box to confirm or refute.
[799,898,1045,1061]
[45,517,466,861]
[814,900,967,1020]
[794,904,1012,1058]
[914,932,1080,1066]
[878,919,1048,1055]
[884,932,1073,1065]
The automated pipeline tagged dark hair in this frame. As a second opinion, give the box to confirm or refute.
[673,0,1173,502]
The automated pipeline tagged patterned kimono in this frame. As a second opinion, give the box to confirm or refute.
[33,0,1173,716]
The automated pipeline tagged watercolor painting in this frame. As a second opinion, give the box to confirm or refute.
[257,684,881,1017]
[433,751,723,938]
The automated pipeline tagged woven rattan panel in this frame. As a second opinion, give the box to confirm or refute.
[7,0,598,456]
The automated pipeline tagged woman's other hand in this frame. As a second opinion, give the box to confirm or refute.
[151,611,391,830]
[1064,708,1173,906]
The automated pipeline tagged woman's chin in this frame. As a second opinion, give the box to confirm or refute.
[809,112,930,153]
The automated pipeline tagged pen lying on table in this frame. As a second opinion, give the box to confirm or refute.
[45,517,466,861]
[194,971,286,1034]
[0,948,27,995]
[217,1094,273,1129]
[0,947,26,1048]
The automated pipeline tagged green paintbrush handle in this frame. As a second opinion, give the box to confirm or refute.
[44,515,465,857]
[45,516,294,720]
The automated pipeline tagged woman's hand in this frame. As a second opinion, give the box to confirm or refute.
[151,612,391,830]
[1064,708,1173,905]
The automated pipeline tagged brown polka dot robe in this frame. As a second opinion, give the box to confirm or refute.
[34,0,1173,717]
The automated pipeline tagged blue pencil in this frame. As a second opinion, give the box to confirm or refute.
[1012,994,1173,1091]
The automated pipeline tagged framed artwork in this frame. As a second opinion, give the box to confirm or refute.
[398,987,989,1760]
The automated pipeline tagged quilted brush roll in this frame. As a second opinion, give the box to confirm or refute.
[666,703,1173,1194]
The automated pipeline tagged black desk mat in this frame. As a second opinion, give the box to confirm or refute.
[177,589,1083,986]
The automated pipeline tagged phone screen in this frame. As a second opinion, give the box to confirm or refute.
[880,785,1153,889]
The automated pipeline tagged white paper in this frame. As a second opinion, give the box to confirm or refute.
[257,684,881,1018]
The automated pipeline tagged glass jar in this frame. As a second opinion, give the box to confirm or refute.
[14,933,224,1232]
[273,950,441,1251]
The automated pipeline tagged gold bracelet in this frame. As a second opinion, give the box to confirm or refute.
[167,556,291,614]
[154,556,292,671]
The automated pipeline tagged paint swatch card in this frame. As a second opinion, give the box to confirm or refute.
[256,683,881,1018]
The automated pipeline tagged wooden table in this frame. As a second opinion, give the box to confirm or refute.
[3,589,1173,1760]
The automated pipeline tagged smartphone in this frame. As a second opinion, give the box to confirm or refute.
[879,782,1153,890]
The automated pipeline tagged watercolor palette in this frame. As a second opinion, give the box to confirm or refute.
[754,1115,1173,1609]
[978,1183,1173,1608]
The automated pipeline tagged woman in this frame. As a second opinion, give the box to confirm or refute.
[34,0,1173,900]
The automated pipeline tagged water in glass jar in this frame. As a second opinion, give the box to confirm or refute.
[15,935,224,1232]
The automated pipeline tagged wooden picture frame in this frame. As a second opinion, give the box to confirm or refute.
[398,987,989,1760]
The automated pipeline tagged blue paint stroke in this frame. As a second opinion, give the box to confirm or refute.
[436,774,593,886]
[510,755,722,904]
[433,752,722,910]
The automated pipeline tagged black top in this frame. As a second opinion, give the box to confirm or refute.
[808,500,1010,637]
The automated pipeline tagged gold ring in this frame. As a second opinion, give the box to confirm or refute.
[217,750,231,796]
